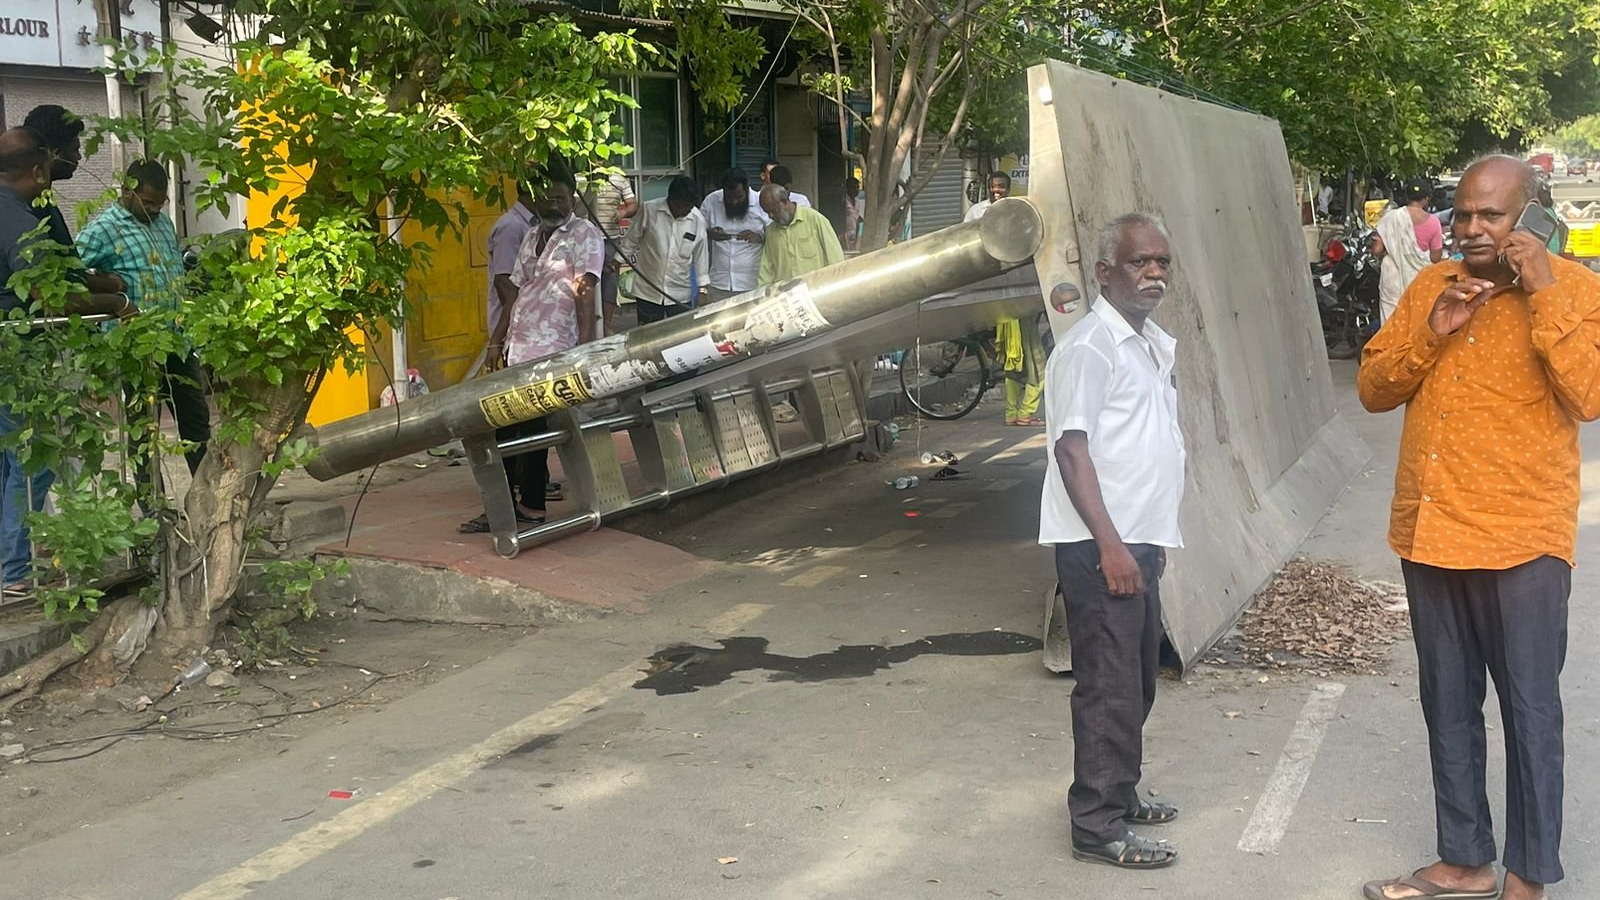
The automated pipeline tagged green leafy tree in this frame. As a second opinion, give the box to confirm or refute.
[1548,114,1600,160]
[1075,0,1600,174]
[0,0,648,707]
[777,0,1082,251]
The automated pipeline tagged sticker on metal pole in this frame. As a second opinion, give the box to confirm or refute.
[478,373,592,427]
[663,334,740,374]
[736,281,830,347]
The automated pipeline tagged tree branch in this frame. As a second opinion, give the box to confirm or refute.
[1216,0,1339,53]
[901,66,978,204]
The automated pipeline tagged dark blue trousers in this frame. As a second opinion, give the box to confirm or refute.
[1057,540,1164,846]
[1402,556,1569,884]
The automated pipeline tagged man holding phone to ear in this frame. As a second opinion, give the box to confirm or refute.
[1358,155,1600,900]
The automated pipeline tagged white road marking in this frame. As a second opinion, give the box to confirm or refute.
[986,433,1048,464]
[861,529,917,549]
[782,565,847,587]
[984,479,1023,492]
[929,501,977,519]
[170,603,771,900]
[1237,682,1346,854]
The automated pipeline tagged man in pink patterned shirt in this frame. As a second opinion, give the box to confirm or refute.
[461,168,603,533]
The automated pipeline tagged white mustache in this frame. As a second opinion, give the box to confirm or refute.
[1138,280,1168,294]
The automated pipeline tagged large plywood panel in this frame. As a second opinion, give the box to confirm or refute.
[1028,61,1369,666]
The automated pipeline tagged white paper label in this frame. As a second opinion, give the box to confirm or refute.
[662,334,725,374]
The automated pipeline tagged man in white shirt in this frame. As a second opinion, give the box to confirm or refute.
[701,168,769,301]
[619,176,709,323]
[767,164,811,208]
[1040,212,1184,871]
[964,171,1011,222]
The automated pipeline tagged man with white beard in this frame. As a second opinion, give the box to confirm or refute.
[1040,212,1185,870]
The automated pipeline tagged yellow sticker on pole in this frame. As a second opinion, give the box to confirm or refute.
[478,373,592,427]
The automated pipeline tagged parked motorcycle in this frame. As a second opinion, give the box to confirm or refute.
[1312,223,1381,360]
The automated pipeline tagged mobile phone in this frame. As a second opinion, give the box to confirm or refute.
[1513,201,1559,246]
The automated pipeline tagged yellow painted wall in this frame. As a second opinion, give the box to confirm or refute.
[244,183,506,425]
[244,173,380,427]
[396,191,505,400]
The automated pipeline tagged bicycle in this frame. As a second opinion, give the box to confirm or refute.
[896,331,1002,420]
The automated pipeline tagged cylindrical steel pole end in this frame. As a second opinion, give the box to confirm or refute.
[299,427,339,481]
[980,198,1044,265]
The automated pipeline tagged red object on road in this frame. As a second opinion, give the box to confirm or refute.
[328,790,355,800]
[904,511,921,517]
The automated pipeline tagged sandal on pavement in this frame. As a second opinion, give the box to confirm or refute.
[1124,799,1179,825]
[516,509,546,526]
[1071,831,1178,870]
[1362,871,1500,900]
[545,482,564,501]
[1008,416,1045,427]
[458,514,491,534]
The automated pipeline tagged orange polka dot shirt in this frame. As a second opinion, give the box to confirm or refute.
[1358,256,1600,570]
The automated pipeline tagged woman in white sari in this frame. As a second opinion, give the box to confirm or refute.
[1373,177,1444,322]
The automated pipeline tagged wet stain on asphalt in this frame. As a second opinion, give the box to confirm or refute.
[634,632,1043,695]
[412,859,436,869]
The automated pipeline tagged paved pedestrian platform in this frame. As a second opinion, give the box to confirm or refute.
[317,436,712,616]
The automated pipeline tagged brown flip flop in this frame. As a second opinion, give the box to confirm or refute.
[1362,871,1500,900]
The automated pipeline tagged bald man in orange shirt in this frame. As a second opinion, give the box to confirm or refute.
[1358,155,1600,900]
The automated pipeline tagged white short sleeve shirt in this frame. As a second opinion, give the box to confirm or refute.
[1038,299,1186,548]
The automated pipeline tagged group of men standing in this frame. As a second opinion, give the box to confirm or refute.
[616,160,843,323]
[0,110,206,597]
[464,159,843,532]
[1045,155,1599,900]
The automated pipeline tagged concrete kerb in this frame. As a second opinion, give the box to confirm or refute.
[308,554,608,627]
[0,618,68,679]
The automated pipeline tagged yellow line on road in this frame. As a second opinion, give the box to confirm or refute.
[702,602,770,635]
[861,529,917,549]
[170,604,772,900]
[781,565,847,587]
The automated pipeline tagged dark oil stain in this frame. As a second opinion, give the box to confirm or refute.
[549,805,565,811]
[412,860,436,869]
[634,632,1042,696]
[509,734,558,754]
[537,782,556,788]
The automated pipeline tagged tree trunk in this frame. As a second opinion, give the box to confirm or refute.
[150,376,316,662]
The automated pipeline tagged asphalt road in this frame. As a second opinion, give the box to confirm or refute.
[4,363,1600,900]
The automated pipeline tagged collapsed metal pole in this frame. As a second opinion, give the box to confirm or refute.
[300,197,1043,481]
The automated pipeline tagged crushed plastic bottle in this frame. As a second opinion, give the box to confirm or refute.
[921,450,960,465]
[891,475,919,490]
[174,658,213,690]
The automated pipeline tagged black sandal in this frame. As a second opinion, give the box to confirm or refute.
[458,514,491,534]
[1124,799,1179,825]
[1071,831,1178,870]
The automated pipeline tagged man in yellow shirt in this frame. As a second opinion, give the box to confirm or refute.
[1358,155,1600,900]
[757,184,843,285]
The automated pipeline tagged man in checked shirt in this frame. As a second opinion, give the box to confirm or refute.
[78,159,210,476]
[1358,155,1600,900]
